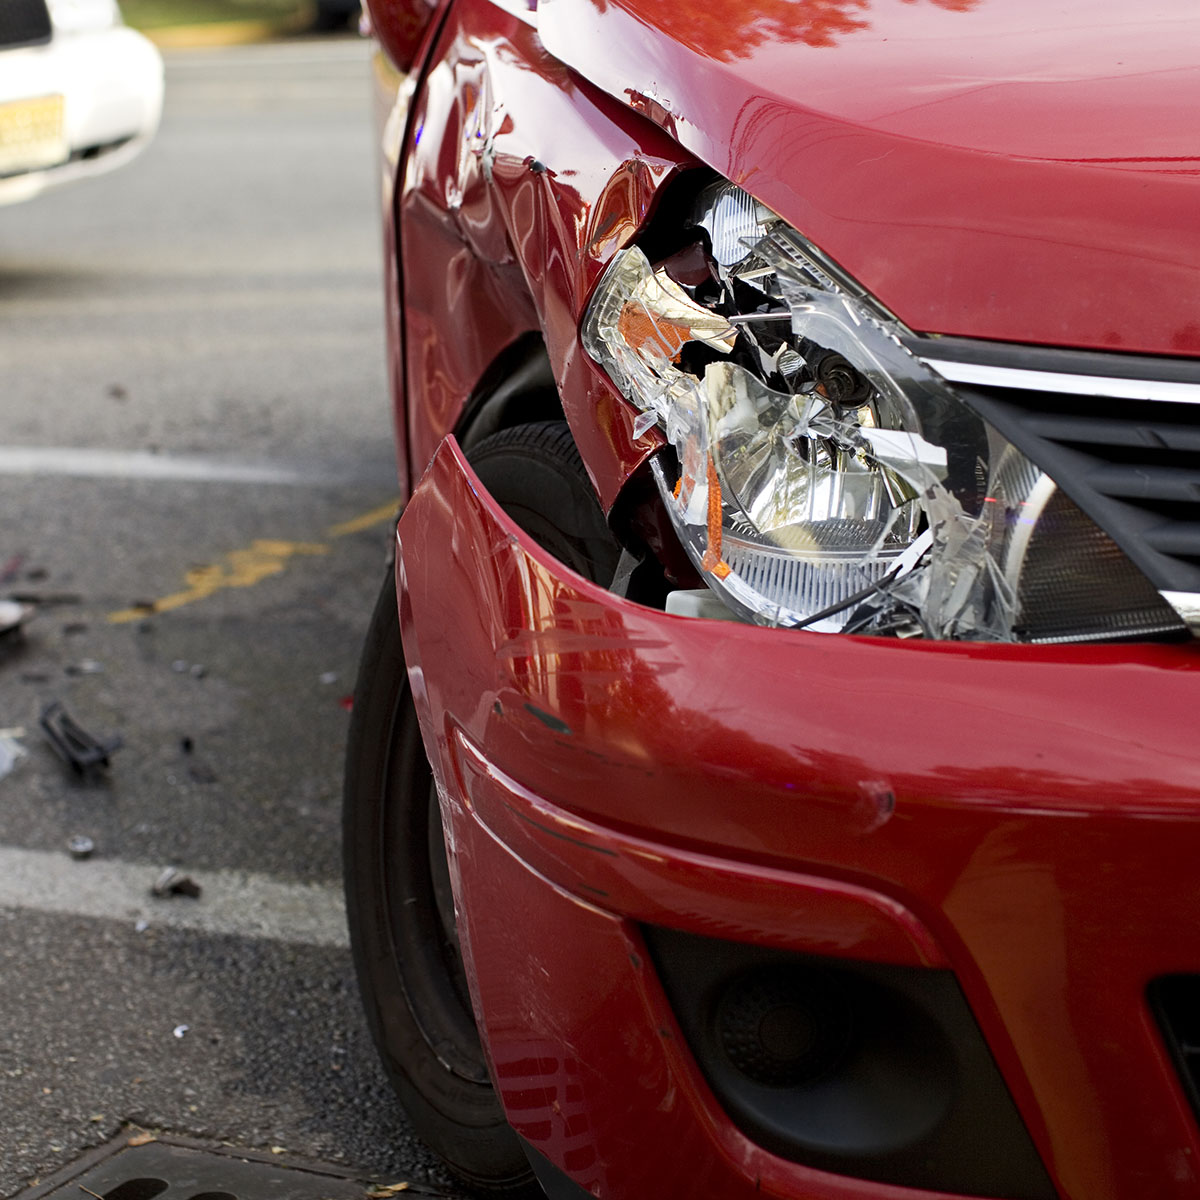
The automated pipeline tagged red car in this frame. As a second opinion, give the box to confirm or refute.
[343,3,1200,1199]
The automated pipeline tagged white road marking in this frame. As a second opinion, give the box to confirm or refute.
[0,447,337,484]
[0,285,379,317]
[0,844,349,947]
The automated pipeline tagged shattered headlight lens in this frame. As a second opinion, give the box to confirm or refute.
[583,182,1184,641]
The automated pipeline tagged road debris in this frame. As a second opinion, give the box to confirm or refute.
[366,1184,410,1197]
[8,591,80,606]
[151,866,202,899]
[67,835,95,860]
[319,671,338,685]
[172,1024,189,1039]
[39,701,122,774]
[127,1129,156,1146]
[0,746,21,780]
[64,659,104,676]
[0,600,31,638]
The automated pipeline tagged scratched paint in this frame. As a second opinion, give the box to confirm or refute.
[107,499,400,624]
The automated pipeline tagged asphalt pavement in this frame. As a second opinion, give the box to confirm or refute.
[0,38,455,1195]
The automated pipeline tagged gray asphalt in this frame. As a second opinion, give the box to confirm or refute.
[0,37,456,1195]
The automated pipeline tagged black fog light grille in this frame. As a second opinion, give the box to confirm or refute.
[645,926,1056,1200]
[715,967,853,1088]
[1150,975,1200,1124]
[0,0,51,47]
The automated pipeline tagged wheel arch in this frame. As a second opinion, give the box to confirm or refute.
[454,333,564,453]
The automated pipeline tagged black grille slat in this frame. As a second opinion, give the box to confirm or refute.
[1026,413,1200,454]
[1143,523,1200,557]
[0,0,52,48]
[1085,463,1200,504]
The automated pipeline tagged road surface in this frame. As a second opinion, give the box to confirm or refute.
[0,37,453,1195]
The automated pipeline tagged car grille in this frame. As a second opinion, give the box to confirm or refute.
[908,336,1200,598]
[0,0,52,47]
[1150,976,1200,1125]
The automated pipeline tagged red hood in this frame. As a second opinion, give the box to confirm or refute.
[539,0,1200,357]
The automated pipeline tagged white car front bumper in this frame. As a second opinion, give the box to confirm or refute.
[0,22,163,204]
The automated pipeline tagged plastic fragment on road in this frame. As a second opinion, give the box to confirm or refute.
[151,866,202,899]
[0,599,31,638]
[39,700,122,774]
[0,728,26,779]
[64,659,104,676]
[67,834,95,860]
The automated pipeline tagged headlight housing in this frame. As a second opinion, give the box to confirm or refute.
[583,181,1186,643]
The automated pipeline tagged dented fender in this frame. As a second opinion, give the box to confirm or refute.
[397,0,693,509]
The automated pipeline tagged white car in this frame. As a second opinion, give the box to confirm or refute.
[0,0,162,205]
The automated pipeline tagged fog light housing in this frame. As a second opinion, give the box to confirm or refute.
[644,926,1055,1199]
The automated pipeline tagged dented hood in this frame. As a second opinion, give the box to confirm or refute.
[538,0,1200,358]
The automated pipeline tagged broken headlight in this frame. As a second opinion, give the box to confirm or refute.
[583,182,1185,642]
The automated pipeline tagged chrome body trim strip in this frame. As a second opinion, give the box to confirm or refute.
[921,358,1200,405]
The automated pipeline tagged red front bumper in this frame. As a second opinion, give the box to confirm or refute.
[396,437,1200,1200]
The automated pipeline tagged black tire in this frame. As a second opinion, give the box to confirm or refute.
[344,421,619,1194]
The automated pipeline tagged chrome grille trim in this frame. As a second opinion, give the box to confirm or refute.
[921,358,1200,406]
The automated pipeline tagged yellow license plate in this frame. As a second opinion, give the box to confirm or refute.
[0,95,67,176]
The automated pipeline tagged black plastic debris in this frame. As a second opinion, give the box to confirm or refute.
[8,591,80,606]
[151,867,202,899]
[39,701,122,774]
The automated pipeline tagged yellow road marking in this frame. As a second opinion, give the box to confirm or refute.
[327,499,400,539]
[107,498,400,625]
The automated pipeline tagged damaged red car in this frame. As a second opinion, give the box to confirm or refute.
[343,2,1200,1198]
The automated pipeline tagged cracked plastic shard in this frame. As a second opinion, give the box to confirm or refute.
[588,247,736,405]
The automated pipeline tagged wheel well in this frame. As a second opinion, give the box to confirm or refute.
[455,333,564,453]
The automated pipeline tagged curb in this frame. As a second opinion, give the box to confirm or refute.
[144,19,287,47]
[135,3,318,48]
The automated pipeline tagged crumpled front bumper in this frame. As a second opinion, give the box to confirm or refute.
[396,437,1200,1200]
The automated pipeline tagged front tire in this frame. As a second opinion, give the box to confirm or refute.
[344,421,619,1194]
